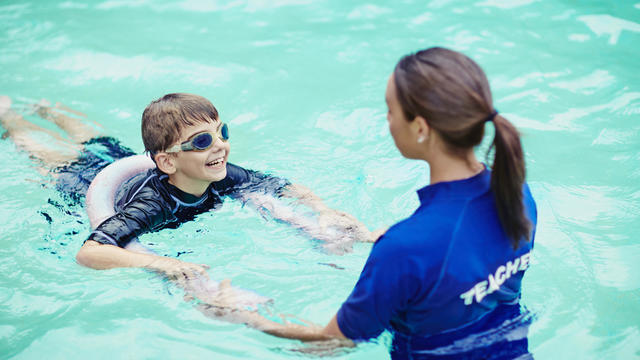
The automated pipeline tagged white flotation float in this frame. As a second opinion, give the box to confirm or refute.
[86,154,155,229]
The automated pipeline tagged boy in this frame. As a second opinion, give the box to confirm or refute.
[0,93,374,282]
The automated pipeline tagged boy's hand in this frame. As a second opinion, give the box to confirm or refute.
[368,227,388,243]
[317,209,371,242]
[146,257,210,281]
[196,279,262,323]
[207,279,239,310]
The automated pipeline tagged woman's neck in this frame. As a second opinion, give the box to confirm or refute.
[427,151,484,185]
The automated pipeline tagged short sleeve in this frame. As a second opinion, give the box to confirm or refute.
[337,233,421,341]
[213,163,290,197]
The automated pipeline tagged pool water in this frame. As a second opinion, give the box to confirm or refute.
[1,1,639,359]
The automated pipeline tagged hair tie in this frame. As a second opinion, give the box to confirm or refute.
[484,110,498,123]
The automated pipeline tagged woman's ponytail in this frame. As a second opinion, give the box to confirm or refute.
[490,114,532,248]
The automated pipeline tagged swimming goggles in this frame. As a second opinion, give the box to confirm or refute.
[165,123,229,153]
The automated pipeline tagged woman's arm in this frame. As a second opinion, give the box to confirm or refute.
[195,279,352,343]
[252,314,350,343]
[262,314,348,342]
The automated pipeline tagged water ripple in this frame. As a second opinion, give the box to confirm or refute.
[346,4,390,20]
[578,14,640,45]
[40,51,253,86]
[549,92,640,130]
[476,0,536,9]
[549,69,616,94]
[590,243,640,291]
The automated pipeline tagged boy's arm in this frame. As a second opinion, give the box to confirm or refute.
[76,240,209,279]
[281,183,380,243]
[221,164,382,244]
[78,183,209,278]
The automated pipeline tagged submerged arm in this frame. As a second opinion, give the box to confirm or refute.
[255,313,350,343]
[279,183,380,243]
[76,240,210,279]
[196,278,352,343]
[224,165,380,251]
[280,183,331,213]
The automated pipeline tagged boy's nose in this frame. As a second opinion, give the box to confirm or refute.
[210,136,227,150]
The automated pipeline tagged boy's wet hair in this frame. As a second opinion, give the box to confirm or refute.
[141,93,219,154]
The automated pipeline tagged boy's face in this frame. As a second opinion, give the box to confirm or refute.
[169,119,230,192]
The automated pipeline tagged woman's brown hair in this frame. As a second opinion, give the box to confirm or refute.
[393,47,531,248]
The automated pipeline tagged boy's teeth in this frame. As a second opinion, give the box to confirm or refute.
[208,158,223,166]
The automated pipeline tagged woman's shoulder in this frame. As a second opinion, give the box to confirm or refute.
[521,182,538,235]
[377,209,459,255]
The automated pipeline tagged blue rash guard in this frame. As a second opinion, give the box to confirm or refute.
[336,168,537,359]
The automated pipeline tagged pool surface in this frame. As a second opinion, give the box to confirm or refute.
[1,1,639,359]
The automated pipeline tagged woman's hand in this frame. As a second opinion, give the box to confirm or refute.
[145,256,210,281]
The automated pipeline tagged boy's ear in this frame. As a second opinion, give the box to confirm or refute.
[154,152,177,174]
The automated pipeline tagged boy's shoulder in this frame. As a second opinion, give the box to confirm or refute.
[89,168,176,248]
[115,168,173,209]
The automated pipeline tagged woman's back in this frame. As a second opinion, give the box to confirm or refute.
[337,168,537,346]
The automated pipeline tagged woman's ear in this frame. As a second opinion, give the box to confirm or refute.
[154,152,176,174]
[412,116,431,144]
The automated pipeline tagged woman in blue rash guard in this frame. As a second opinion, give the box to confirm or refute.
[221,47,538,359]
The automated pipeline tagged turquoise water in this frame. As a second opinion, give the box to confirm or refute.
[1,0,639,359]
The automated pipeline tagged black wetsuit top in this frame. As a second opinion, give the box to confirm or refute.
[87,163,289,248]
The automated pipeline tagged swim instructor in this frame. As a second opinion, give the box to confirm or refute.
[227,47,538,359]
